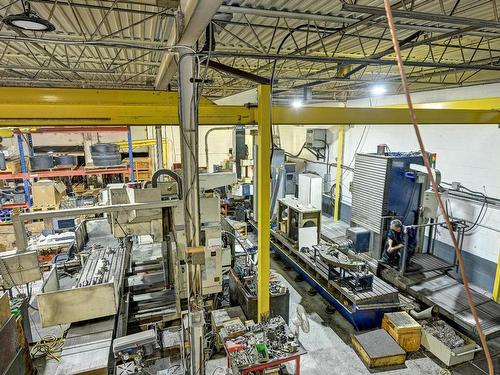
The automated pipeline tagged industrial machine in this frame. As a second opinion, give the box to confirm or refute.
[277,197,321,251]
[350,151,436,260]
[4,168,231,374]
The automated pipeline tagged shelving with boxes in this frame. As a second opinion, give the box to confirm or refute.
[0,127,136,209]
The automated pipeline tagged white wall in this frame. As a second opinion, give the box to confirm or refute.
[282,84,500,267]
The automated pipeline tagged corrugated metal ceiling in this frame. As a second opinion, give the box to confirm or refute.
[0,0,498,100]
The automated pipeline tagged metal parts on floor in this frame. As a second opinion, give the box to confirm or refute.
[226,316,302,369]
[422,320,465,349]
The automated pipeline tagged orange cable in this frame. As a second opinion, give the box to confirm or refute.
[381,1,494,374]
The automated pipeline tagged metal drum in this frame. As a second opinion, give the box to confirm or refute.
[54,155,77,167]
[30,155,54,171]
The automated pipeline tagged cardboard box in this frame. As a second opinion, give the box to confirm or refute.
[32,180,67,209]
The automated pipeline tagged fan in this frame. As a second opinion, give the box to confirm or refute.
[292,305,310,340]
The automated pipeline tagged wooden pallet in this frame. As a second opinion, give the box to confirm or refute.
[31,165,78,172]
[84,163,126,171]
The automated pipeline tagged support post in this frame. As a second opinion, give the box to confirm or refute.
[334,125,345,222]
[178,49,203,375]
[257,84,271,321]
[178,50,201,248]
[494,250,500,303]
[16,132,30,207]
[155,125,163,170]
[127,126,135,182]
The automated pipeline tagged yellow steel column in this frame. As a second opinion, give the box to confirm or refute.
[257,84,271,321]
[334,125,345,222]
[493,250,500,303]
[162,140,168,168]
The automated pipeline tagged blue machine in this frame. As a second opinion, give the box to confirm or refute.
[384,152,425,226]
[350,151,428,259]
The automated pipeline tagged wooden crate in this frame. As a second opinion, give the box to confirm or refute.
[123,157,151,171]
[352,329,406,368]
[382,312,421,352]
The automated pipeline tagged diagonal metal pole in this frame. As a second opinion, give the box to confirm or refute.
[382,1,494,374]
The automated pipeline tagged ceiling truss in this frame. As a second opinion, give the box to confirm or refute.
[0,0,498,101]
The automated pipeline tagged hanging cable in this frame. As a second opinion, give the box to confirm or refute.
[382,2,494,374]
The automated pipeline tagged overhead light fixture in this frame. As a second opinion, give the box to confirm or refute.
[370,84,387,96]
[291,99,303,108]
[2,0,55,32]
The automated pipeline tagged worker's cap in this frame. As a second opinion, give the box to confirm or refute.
[390,219,403,228]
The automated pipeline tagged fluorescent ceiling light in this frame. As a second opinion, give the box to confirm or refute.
[291,99,303,108]
[370,85,387,96]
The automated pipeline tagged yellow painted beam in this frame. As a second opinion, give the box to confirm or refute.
[257,84,271,321]
[271,106,500,125]
[0,104,253,126]
[0,104,498,126]
[494,250,500,303]
[385,97,500,110]
[0,87,498,127]
[0,129,13,137]
[0,87,214,106]
[334,125,344,222]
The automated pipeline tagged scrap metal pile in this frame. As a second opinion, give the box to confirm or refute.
[225,316,300,369]
[422,320,466,349]
[233,256,288,297]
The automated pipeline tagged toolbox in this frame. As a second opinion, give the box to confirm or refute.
[382,312,421,352]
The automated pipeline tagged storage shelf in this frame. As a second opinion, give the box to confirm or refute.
[0,166,130,180]
[0,202,27,209]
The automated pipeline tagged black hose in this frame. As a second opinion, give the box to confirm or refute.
[150,169,183,200]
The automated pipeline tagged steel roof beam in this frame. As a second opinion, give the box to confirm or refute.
[207,51,500,71]
[155,0,223,89]
[342,4,500,30]
[217,5,500,38]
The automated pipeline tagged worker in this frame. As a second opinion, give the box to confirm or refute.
[381,219,407,268]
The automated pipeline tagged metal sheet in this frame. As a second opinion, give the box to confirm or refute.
[0,250,42,288]
[350,154,389,234]
[56,338,111,375]
[353,329,406,358]
[38,282,118,327]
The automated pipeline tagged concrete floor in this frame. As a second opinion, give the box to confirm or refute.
[261,255,498,375]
